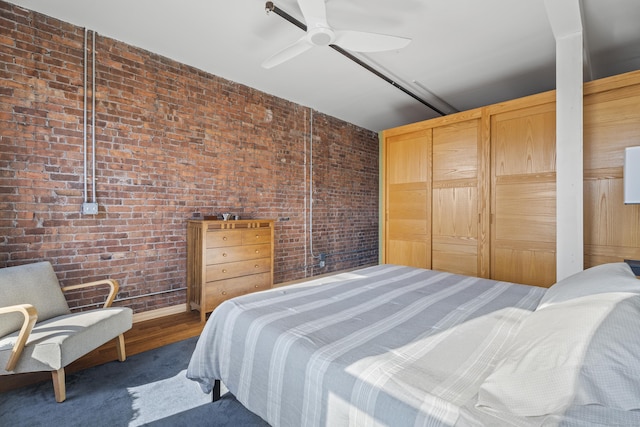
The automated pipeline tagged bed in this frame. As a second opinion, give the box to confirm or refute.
[187,263,640,426]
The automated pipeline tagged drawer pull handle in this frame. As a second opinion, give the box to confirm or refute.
[255,235,260,239]
[255,264,259,268]
[222,269,227,273]
[221,291,227,295]
[223,253,228,257]
[254,284,259,288]
[255,250,260,254]
[223,236,227,241]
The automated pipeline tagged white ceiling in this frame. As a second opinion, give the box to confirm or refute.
[7,0,640,132]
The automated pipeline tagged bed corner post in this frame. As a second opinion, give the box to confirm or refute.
[212,379,221,402]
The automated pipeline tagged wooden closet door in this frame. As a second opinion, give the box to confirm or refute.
[384,130,431,268]
[491,103,557,287]
[431,120,484,276]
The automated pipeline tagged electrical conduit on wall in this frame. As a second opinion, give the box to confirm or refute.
[82,29,98,215]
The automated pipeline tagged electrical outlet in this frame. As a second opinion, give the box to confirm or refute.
[319,253,326,268]
[82,202,99,215]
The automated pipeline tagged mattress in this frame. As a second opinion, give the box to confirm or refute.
[187,264,552,426]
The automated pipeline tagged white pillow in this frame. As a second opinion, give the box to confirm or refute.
[537,262,639,310]
[476,292,640,417]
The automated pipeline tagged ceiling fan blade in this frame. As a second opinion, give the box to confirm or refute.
[261,36,313,69]
[297,0,328,28]
[334,30,411,52]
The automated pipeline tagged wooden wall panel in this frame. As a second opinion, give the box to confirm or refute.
[584,80,640,267]
[584,179,640,248]
[583,86,640,160]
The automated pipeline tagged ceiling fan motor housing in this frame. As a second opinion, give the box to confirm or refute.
[309,27,334,46]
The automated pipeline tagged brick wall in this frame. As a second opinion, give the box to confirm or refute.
[0,1,379,313]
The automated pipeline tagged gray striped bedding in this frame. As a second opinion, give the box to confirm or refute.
[186,264,639,426]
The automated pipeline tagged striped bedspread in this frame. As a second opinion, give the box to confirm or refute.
[187,264,546,426]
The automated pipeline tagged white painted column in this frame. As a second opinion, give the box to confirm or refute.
[544,0,584,280]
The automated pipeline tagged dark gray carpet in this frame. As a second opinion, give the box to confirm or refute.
[0,337,270,426]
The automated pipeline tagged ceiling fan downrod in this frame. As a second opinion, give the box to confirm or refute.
[263,1,446,117]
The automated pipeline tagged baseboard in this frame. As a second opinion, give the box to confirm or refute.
[133,304,189,323]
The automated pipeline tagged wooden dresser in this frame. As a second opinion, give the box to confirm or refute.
[187,219,274,321]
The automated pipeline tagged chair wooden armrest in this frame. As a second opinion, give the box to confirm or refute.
[0,304,38,371]
[61,279,120,308]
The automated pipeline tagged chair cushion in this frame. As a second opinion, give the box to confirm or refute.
[0,262,71,337]
[0,307,133,373]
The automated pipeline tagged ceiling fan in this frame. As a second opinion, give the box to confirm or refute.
[262,0,411,69]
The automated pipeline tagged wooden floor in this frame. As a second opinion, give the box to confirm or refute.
[0,310,205,394]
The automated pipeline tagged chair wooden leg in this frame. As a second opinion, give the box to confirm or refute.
[115,333,126,362]
[52,368,66,403]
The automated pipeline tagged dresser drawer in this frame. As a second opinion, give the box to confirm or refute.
[205,243,271,264]
[205,257,271,282]
[204,272,272,310]
[241,228,271,245]
[206,230,242,248]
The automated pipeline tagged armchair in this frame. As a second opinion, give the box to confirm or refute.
[0,261,133,402]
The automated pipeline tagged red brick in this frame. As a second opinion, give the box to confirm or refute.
[0,0,379,314]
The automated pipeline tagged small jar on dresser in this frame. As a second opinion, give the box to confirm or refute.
[187,219,274,322]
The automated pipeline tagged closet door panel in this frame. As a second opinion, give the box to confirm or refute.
[494,180,556,242]
[493,107,556,176]
[388,186,429,236]
[432,123,478,181]
[431,120,483,276]
[387,240,429,269]
[491,105,557,287]
[432,186,479,275]
[384,130,432,268]
[493,247,556,286]
[387,132,429,183]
